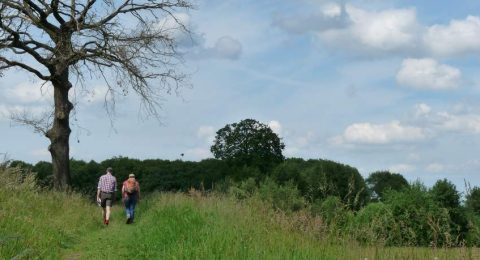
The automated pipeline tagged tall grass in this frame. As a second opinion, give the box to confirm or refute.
[1,166,479,259]
[0,167,98,259]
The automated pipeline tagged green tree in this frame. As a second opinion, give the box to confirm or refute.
[211,119,285,173]
[430,179,468,243]
[430,179,460,209]
[467,187,480,215]
[383,182,451,246]
[299,159,368,209]
[366,171,409,201]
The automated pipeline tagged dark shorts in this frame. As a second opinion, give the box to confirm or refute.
[100,192,114,207]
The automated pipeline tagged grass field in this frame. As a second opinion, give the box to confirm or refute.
[1,167,479,259]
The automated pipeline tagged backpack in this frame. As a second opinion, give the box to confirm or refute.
[125,179,138,194]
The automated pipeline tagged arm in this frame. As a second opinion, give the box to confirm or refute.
[113,179,117,202]
[137,182,141,201]
[96,177,101,200]
[121,182,126,200]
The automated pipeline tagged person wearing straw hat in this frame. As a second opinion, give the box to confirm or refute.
[122,173,141,224]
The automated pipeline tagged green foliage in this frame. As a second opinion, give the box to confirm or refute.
[311,196,348,226]
[228,177,258,200]
[257,178,306,212]
[430,179,469,243]
[211,119,285,172]
[366,171,409,201]
[272,159,369,209]
[353,202,397,246]
[383,182,453,246]
[430,179,461,209]
[466,187,480,215]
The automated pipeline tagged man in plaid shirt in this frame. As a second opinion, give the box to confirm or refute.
[96,167,117,225]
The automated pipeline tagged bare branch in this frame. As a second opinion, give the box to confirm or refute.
[0,56,50,80]
[10,108,53,136]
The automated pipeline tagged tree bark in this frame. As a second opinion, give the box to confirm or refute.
[46,69,73,190]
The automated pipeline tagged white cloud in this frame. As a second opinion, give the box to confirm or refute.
[5,81,52,104]
[410,103,480,134]
[276,3,480,58]
[211,36,242,60]
[322,3,342,18]
[185,147,212,160]
[435,112,480,134]
[273,2,347,34]
[316,5,420,55]
[0,105,10,121]
[389,163,415,173]
[284,131,317,156]
[0,104,48,122]
[336,121,426,145]
[188,35,242,60]
[426,163,444,173]
[414,103,432,118]
[268,120,282,135]
[156,13,191,43]
[424,16,480,56]
[75,85,112,103]
[396,58,461,90]
[344,5,418,51]
[197,125,216,143]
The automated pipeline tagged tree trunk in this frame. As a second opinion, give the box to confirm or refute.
[46,69,73,190]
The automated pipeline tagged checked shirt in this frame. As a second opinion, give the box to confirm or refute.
[98,173,117,193]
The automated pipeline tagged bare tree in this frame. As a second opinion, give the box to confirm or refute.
[0,0,192,190]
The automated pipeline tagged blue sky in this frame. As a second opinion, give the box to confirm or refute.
[1,0,480,189]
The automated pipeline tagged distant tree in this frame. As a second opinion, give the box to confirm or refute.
[430,179,460,209]
[383,182,452,246]
[366,171,409,201]
[466,187,480,215]
[211,119,285,172]
[430,179,468,242]
[300,159,368,209]
[0,1,192,190]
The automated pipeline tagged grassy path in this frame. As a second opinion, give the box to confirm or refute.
[62,194,333,259]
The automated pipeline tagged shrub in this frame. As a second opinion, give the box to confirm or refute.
[383,182,452,247]
[258,178,305,212]
[353,202,397,246]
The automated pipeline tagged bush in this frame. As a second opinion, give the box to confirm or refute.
[258,178,305,212]
[228,177,258,200]
[383,182,452,246]
[353,202,397,246]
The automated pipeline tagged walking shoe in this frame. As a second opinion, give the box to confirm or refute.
[126,217,131,224]
[105,219,109,225]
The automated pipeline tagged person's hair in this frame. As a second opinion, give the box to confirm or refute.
[107,167,113,173]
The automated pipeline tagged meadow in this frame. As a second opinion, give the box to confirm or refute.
[1,167,479,259]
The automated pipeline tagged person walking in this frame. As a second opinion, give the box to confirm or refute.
[97,167,117,225]
[122,173,140,224]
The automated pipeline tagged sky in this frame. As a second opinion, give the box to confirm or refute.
[1,0,480,190]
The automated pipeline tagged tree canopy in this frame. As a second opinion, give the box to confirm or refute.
[366,171,409,201]
[211,119,285,172]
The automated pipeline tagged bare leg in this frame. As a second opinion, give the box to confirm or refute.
[106,206,111,220]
